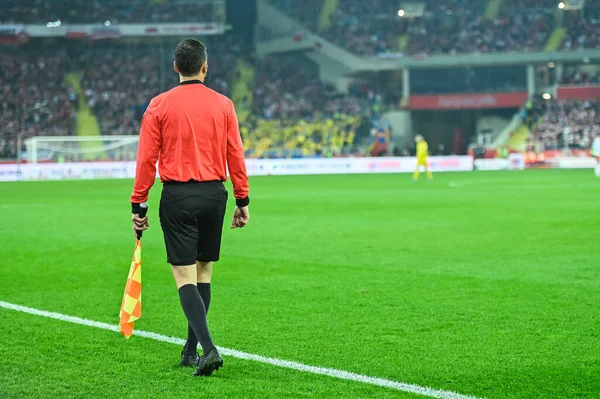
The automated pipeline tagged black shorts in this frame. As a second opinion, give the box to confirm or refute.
[159,180,228,266]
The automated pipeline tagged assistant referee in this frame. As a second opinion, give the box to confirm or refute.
[130,39,250,377]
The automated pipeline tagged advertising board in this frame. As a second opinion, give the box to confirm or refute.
[0,157,475,182]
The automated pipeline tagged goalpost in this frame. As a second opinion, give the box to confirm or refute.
[25,136,140,164]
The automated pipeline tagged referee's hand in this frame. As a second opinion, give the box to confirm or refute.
[132,213,149,237]
[230,206,249,229]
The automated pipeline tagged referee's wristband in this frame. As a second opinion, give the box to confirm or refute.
[131,202,141,214]
[236,197,250,208]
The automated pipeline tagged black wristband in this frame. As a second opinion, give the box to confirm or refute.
[236,197,250,208]
[131,202,141,214]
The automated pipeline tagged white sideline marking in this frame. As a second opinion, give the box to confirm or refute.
[448,180,513,188]
[0,301,483,399]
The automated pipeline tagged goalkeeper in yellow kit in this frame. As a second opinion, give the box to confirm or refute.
[413,135,433,181]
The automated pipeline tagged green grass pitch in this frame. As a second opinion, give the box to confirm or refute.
[0,170,598,399]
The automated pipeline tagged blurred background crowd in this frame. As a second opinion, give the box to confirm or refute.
[0,0,598,161]
[0,0,222,24]
[531,100,599,151]
[271,0,599,56]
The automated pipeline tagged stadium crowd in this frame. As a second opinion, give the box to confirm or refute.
[406,10,552,55]
[252,57,362,120]
[271,0,600,56]
[0,39,374,159]
[79,47,161,136]
[244,56,379,157]
[2,1,597,160]
[316,0,407,57]
[77,44,369,156]
[74,36,240,137]
[563,9,600,51]
[531,100,599,150]
[561,68,600,85]
[241,116,360,159]
[0,0,221,24]
[0,51,76,158]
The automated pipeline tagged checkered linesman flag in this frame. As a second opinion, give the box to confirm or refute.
[119,240,142,338]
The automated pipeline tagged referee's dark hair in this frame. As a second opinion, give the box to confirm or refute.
[175,39,207,77]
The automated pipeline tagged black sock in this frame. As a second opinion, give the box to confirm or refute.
[198,283,211,312]
[178,284,214,355]
[183,283,211,354]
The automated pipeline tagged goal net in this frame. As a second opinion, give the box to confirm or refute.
[25,136,140,164]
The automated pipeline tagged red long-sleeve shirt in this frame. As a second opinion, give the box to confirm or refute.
[130,80,249,205]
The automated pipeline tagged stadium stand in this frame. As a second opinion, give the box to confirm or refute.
[0,50,76,158]
[252,57,361,120]
[270,0,564,55]
[532,100,599,151]
[0,0,221,24]
[563,8,600,51]
[315,0,408,57]
[1,1,598,161]
[510,0,559,8]
[561,68,600,85]
[241,115,360,159]
[0,38,373,159]
[269,0,323,31]
[406,7,553,55]
[78,46,161,136]
[244,55,378,157]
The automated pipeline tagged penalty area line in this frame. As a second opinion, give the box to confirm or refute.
[0,300,483,399]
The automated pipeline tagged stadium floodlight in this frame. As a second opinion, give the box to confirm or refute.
[397,2,425,18]
[559,0,585,10]
[542,93,552,100]
[25,135,140,164]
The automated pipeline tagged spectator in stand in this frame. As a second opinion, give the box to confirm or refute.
[271,0,557,56]
[503,0,559,12]
[0,50,76,158]
[0,37,378,160]
[532,100,599,151]
[270,0,322,31]
[563,8,600,51]
[561,68,600,85]
[0,0,221,24]
[322,0,406,57]
[75,37,238,136]
[406,8,553,55]
[369,127,390,157]
[252,56,362,120]
[592,132,600,164]
[240,115,360,159]
[79,47,161,136]
[244,55,379,158]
